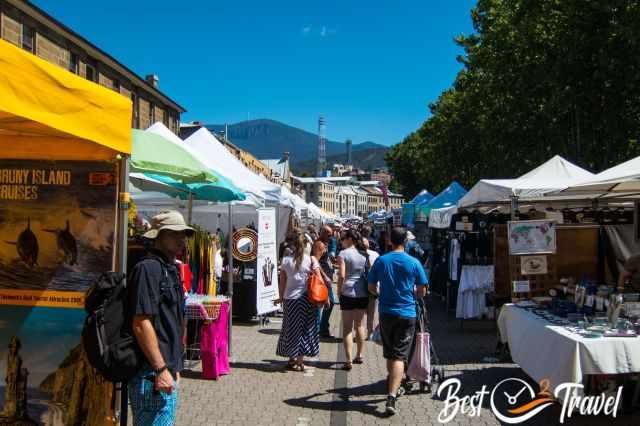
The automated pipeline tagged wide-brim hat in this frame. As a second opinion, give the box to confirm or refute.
[143,210,195,239]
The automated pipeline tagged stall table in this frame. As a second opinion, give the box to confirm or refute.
[498,304,640,399]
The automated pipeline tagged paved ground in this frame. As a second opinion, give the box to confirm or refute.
[175,295,640,426]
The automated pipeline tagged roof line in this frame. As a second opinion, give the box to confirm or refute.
[12,0,186,112]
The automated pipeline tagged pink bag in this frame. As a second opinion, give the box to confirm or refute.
[407,330,430,383]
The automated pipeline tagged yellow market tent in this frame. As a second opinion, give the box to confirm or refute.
[0,38,132,425]
[0,38,131,159]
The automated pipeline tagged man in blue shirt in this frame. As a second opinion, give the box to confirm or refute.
[368,227,428,416]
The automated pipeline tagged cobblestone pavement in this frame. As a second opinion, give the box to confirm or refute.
[175,295,640,426]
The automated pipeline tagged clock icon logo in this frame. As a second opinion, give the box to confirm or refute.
[490,378,555,424]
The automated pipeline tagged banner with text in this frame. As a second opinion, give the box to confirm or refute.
[0,159,117,424]
[256,208,279,315]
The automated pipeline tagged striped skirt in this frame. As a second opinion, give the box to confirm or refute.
[276,296,320,358]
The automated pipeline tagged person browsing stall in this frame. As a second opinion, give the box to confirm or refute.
[128,210,193,425]
[367,227,428,416]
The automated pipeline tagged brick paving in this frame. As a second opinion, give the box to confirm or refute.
[175,295,640,426]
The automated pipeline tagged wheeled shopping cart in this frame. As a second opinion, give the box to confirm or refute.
[401,297,446,394]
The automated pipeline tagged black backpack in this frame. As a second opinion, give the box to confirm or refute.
[82,271,142,382]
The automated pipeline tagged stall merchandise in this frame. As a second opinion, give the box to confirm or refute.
[498,302,640,405]
[456,265,495,319]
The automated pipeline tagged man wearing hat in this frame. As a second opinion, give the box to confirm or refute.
[128,210,193,425]
[404,231,425,261]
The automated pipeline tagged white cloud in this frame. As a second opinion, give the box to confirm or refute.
[301,25,337,38]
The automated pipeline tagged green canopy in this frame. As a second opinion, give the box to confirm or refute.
[130,129,217,183]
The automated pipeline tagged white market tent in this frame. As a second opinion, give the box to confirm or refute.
[557,155,640,195]
[146,124,292,208]
[458,155,595,208]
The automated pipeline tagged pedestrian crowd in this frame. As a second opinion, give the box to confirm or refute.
[275,221,428,416]
[119,209,429,425]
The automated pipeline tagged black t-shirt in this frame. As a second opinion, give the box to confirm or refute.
[129,250,185,375]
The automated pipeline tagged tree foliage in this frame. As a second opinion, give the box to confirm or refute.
[387,0,640,198]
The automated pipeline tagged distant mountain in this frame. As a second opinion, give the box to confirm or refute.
[206,119,387,163]
[291,147,390,176]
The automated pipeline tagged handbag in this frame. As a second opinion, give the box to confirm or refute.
[308,265,328,306]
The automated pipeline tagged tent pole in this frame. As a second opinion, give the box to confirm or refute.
[116,155,130,426]
[510,195,518,221]
[227,202,234,356]
[187,192,194,225]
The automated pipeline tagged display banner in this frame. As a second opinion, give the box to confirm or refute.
[429,205,457,229]
[402,203,415,227]
[0,160,116,424]
[256,208,279,315]
[508,220,557,255]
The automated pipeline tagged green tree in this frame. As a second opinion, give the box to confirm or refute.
[388,0,640,198]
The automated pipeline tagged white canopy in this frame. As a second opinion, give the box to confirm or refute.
[558,155,640,195]
[147,124,291,207]
[458,155,595,208]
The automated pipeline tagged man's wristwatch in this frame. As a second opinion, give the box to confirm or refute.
[154,365,168,375]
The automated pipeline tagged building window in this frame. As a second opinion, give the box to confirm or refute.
[69,53,79,74]
[149,104,155,126]
[131,93,139,128]
[85,64,95,82]
[22,25,34,52]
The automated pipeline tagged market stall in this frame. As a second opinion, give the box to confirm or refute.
[0,38,131,425]
[477,157,640,410]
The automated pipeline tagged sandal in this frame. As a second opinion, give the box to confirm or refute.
[297,363,306,372]
[341,362,353,371]
[353,357,364,364]
[285,360,297,371]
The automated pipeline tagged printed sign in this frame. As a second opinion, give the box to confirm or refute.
[0,159,117,424]
[508,220,556,255]
[512,280,531,293]
[520,256,548,275]
[256,208,279,315]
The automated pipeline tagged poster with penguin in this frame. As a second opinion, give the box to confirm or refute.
[0,160,117,303]
[0,160,117,425]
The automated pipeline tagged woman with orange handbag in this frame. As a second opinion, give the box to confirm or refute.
[274,229,321,371]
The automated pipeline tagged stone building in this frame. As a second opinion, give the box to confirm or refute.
[0,0,185,131]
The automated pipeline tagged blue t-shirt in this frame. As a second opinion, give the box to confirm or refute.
[367,251,428,318]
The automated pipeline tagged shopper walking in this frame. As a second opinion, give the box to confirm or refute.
[318,225,337,338]
[275,229,320,371]
[367,227,428,416]
[128,210,193,425]
[362,238,380,339]
[337,228,370,370]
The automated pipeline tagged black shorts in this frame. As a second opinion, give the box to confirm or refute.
[379,313,416,361]
[339,295,369,311]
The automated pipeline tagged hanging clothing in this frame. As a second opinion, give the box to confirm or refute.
[201,302,230,380]
[455,265,494,319]
[449,238,461,281]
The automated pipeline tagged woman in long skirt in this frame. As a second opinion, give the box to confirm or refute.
[275,229,320,371]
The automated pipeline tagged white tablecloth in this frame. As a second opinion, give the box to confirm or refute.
[498,304,640,392]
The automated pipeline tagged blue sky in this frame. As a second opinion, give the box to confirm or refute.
[34,0,477,146]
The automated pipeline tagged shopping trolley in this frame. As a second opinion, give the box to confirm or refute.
[400,297,446,394]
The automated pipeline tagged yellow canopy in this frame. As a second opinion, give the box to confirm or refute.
[0,39,132,160]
